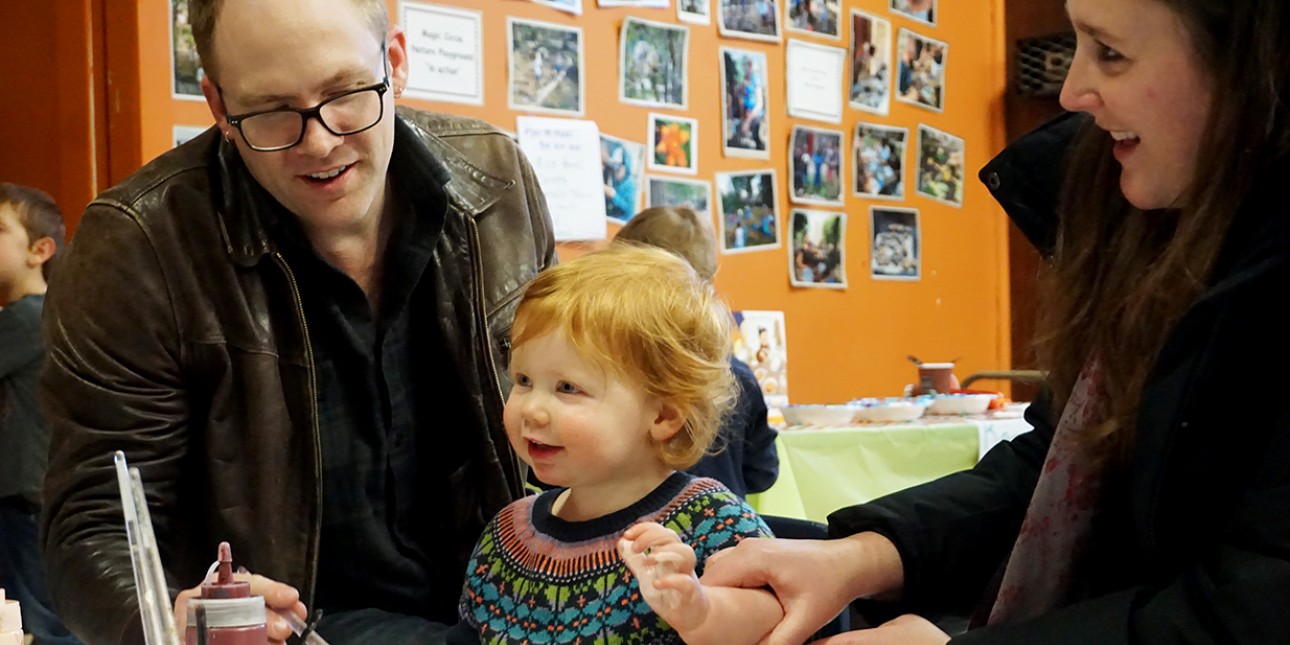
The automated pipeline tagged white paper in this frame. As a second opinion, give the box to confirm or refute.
[517,116,607,241]
[785,39,845,123]
[173,125,209,148]
[401,3,484,105]
[970,415,1033,460]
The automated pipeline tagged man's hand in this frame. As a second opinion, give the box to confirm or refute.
[173,572,307,645]
[700,533,903,645]
[813,614,950,645]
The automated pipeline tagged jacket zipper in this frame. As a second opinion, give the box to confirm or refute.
[467,217,524,498]
[272,251,324,605]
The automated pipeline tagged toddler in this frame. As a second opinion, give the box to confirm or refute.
[458,244,782,644]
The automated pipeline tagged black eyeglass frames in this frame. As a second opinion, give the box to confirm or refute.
[223,76,390,152]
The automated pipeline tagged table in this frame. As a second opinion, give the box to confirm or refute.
[747,413,1032,524]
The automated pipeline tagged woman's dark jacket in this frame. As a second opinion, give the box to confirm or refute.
[830,112,1290,643]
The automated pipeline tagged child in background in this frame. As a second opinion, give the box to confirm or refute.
[458,244,782,644]
[614,206,779,499]
[0,183,80,645]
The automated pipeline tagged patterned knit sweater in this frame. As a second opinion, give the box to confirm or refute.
[459,472,772,644]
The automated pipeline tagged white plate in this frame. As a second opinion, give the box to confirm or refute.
[926,394,995,415]
[852,401,927,423]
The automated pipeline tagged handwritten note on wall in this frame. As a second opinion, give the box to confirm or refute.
[786,39,846,124]
[517,116,607,241]
[402,3,483,105]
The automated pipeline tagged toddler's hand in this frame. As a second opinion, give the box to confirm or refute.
[619,522,707,632]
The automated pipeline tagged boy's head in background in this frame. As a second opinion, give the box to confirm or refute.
[506,244,735,497]
[0,183,64,305]
[614,206,717,282]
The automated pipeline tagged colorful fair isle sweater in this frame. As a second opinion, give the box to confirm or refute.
[459,472,772,644]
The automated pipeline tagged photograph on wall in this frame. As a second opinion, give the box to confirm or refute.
[716,170,780,253]
[619,17,690,109]
[530,0,582,15]
[849,9,892,115]
[788,125,845,206]
[646,176,714,220]
[789,209,846,289]
[678,0,712,24]
[717,0,782,43]
[507,18,585,116]
[896,28,947,113]
[600,0,669,6]
[854,122,906,199]
[890,0,936,26]
[916,124,965,207]
[601,134,647,223]
[720,48,771,159]
[648,113,699,175]
[402,3,484,106]
[173,125,208,148]
[785,39,846,123]
[731,310,789,408]
[170,0,204,100]
[785,0,840,38]
[870,206,920,280]
[528,0,580,13]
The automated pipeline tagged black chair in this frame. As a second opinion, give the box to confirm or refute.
[759,514,852,639]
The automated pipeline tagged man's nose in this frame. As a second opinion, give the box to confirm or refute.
[295,115,345,158]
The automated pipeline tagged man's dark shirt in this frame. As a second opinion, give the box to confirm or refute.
[271,160,472,622]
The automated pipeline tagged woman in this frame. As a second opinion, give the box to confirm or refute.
[701,0,1290,642]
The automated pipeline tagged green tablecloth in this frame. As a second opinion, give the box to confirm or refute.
[748,417,1030,524]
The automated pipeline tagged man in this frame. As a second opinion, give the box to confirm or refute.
[38,1,555,643]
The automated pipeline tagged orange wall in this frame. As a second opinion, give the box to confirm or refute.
[113,0,1010,404]
[0,0,105,234]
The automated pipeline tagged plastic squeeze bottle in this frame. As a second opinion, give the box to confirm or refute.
[185,543,268,645]
[0,588,23,645]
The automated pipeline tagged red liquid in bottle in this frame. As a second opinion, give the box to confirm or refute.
[185,543,268,645]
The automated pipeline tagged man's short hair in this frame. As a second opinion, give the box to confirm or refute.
[0,183,66,278]
[188,0,389,84]
[613,207,718,281]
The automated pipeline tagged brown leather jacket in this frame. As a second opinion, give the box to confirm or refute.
[39,108,556,644]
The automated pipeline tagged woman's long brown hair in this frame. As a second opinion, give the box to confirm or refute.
[1036,0,1290,463]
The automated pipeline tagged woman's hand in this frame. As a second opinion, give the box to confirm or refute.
[700,532,904,645]
[173,572,308,645]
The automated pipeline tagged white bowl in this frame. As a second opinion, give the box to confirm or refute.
[926,393,996,416]
[850,398,929,423]
[780,404,856,426]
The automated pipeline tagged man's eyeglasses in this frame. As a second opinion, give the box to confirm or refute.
[223,76,390,152]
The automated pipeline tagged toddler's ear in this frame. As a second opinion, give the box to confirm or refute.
[649,402,686,442]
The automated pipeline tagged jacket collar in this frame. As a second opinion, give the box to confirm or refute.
[215,112,514,267]
[982,113,1290,300]
[978,111,1089,258]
